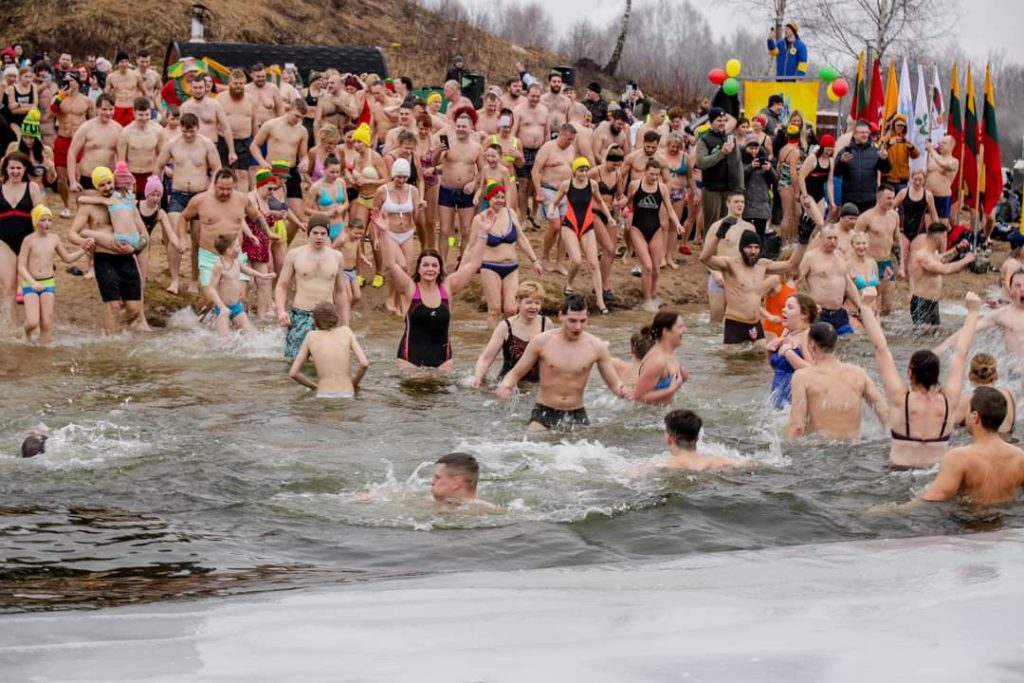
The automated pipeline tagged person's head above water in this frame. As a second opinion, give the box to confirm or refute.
[559,293,588,340]
[807,321,838,354]
[908,350,940,389]
[664,410,701,451]
[21,430,47,458]
[312,302,340,331]
[967,386,1008,434]
[431,452,480,501]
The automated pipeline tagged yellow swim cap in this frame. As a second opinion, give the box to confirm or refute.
[426,92,442,104]
[31,204,53,228]
[352,123,372,147]
[571,157,590,174]
[91,166,114,188]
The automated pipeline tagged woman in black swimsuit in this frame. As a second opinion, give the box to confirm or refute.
[625,158,683,312]
[470,280,552,388]
[0,151,43,327]
[893,170,939,281]
[589,145,625,304]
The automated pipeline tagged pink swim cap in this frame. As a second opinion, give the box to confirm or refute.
[144,175,163,197]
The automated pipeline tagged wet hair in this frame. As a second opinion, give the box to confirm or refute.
[436,452,479,489]
[213,233,236,254]
[808,321,838,352]
[970,386,1008,432]
[642,311,681,341]
[1,151,31,181]
[664,409,702,449]
[789,293,819,324]
[630,330,656,360]
[413,248,444,283]
[180,112,199,129]
[213,168,235,184]
[926,221,947,236]
[559,293,587,314]
[643,130,661,144]
[312,301,340,330]
[1010,269,1024,288]
[516,280,545,301]
[908,350,940,389]
[969,353,998,385]
[21,433,47,458]
[645,158,662,170]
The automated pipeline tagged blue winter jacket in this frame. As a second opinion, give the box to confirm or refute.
[767,37,808,78]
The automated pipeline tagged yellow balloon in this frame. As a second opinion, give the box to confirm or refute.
[725,59,742,78]
[826,84,841,102]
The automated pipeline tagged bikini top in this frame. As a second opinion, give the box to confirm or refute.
[318,182,345,207]
[891,391,951,443]
[109,193,136,213]
[485,208,518,247]
[382,185,413,216]
[598,178,616,196]
[669,155,688,177]
[853,273,879,290]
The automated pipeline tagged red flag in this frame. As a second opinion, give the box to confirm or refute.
[981,63,1002,215]
[867,58,885,127]
[357,98,372,127]
[947,63,963,202]
[963,64,979,210]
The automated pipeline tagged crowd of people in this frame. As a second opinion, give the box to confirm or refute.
[2,42,1023,510]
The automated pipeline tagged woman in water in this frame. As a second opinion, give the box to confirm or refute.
[380,237,480,371]
[0,152,42,330]
[847,231,881,323]
[470,280,551,388]
[304,154,349,248]
[589,145,626,302]
[662,133,695,264]
[954,353,1017,439]
[634,311,689,405]
[469,181,542,328]
[766,292,816,409]
[860,290,980,468]
[625,158,683,312]
[547,157,613,314]
[414,112,441,249]
[893,169,939,282]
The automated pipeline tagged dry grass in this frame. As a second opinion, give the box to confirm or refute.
[3,0,562,88]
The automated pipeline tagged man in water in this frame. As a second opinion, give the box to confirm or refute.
[909,222,975,326]
[431,452,493,507]
[853,184,900,315]
[275,213,350,360]
[704,192,756,325]
[496,294,631,431]
[909,387,1024,506]
[288,301,369,399]
[21,430,48,458]
[786,322,888,439]
[799,222,861,335]
[935,269,1024,362]
[657,410,746,471]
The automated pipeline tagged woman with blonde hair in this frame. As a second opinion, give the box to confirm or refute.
[954,353,1017,437]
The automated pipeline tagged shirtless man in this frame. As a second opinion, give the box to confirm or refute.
[366,79,399,146]
[136,49,162,107]
[274,213,350,360]
[623,130,668,187]
[636,107,667,147]
[382,100,416,154]
[496,294,631,431]
[540,72,571,131]
[909,387,1024,506]
[315,71,354,137]
[431,452,493,508]
[117,97,161,198]
[181,76,234,167]
[701,217,810,346]
[476,92,502,136]
[246,63,283,130]
[786,322,887,439]
[436,113,481,263]
[854,184,900,315]
[800,222,861,335]
[251,99,310,241]
[67,169,142,334]
[925,135,959,225]
[288,301,368,398]
[657,409,746,471]
[154,113,221,293]
[104,51,146,128]
[442,80,474,121]
[704,193,757,324]
[532,123,577,272]
[567,103,596,164]
[937,270,1024,364]
[512,83,549,223]
[909,222,975,326]
[500,77,524,112]
[219,69,257,190]
[68,93,121,195]
[46,73,93,215]
[591,110,632,161]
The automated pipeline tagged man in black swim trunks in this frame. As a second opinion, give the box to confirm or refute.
[496,294,631,431]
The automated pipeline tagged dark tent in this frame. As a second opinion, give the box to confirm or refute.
[164,41,388,83]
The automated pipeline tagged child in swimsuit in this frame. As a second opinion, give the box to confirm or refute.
[78,163,146,251]
[204,233,275,338]
[337,218,365,309]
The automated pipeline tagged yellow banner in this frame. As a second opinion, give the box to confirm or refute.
[744,81,821,128]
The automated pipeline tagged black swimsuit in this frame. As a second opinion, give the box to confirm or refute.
[137,200,159,235]
[0,182,33,255]
[631,183,663,243]
[901,191,928,240]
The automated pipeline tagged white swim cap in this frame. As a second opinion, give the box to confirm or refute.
[391,158,411,178]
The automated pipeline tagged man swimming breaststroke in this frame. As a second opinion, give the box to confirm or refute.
[288,301,369,399]
[496,294,632,431]
[656,410,747,472]
[431,452,495,509]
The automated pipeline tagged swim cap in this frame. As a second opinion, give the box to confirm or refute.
[787,124,801,139]
[571,157,590,174]
[307,212,331,232]
[819,133,836,149]
[255,169,275,187]
[426,92,442,105]
[484,181,504,201]
[144,175,163,197]
[840,202,860,217]
[352,123,372,147]
[91,166,114,187]
[391,158,411,178]
[31,203,52,228]
[270,159,290,178]
[114,161,134,189]
[739,230,762,251]
[20,109,41,139]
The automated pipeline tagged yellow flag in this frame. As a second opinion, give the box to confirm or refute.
[744,80,822,129]
[882,60,899,135]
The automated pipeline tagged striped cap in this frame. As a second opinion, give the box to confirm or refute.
[270,160,291,178]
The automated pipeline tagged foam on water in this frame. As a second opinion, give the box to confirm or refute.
[0,420,152,469]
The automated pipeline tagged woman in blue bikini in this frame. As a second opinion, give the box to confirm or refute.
[304,154,348,247]
[633,311,688,405]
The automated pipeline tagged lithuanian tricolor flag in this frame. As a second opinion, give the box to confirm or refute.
[947,63,963,202]
[851,51,867,120]
[962,64,980,210]
[980,63,1002,215]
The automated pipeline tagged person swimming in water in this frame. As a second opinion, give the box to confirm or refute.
[288,301,369,399]
[633,311,688,405]
[656,410,747,472]
[21,430,48,458]
[431,452,494,508]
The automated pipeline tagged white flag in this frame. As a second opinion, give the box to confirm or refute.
[898,58,915,127]
[911,65,929,172]
[929,64,945,145]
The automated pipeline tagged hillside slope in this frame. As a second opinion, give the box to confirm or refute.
[3,0,563,88]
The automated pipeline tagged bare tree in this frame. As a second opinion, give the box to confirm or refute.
[562,19,600,62]
[604,0,631,76]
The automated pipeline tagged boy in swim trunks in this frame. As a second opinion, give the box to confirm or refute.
[205,233,275,338]
[17,205,91,344]
[337,218,364,309]
[288,301,369,398]
[77,163,145,251]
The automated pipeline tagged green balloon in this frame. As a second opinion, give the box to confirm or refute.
[722,78,740,96]
[818,65,839,82]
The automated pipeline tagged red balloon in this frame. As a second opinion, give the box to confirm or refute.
[831,78,849,97]
[708,68,727,86]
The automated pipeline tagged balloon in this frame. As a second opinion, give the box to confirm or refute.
[708,68,727,85]
[722,77,740,96]
[826,83,841,102]
[831,78,849,97]
[725,59,742,78]
[818,65,839,82]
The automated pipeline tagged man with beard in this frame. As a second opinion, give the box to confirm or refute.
[592,109,631,161]
[476,91,502,136]
[219,68,257,190]
[68,94,121,194]
[250,99,310,241]
[46,71,93,216]
[623,130,668,187]
[500,76,524,111]
[181,76,235,168]
[314,71,348,136]
[540,71,571,132]
[104,52,146,128]
[799,221,861,335]
[695,106,742,228]
[117,97,162,198]
[512,83,549,224]
[246,63,283,130]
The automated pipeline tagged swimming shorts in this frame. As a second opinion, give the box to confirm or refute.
[78,175,95,191]
[875,259,895,281]
[518,147,538,179]
[250,142,267,168]
[198,247,251,287]
[93,252,141,302]
[723,318,765,344]
[818,307,854,336]
[317,390,355,399]
[53,135,73,169]
[213,300,246,320]
[934,195,952,219]
[231,138,254,170]
[439,185,474,209]
[529,403,589,431]
[539,184,568,220]
[284,306,315,360]
[168,189,198,214]
[112,106,135,128]
[911,295,940,326]
[707,272,726,294]
[285,166,303,200]
[343,267,357,282]
[21,277,56,296]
